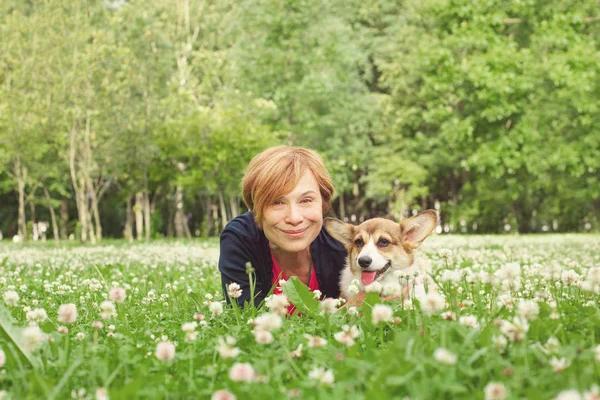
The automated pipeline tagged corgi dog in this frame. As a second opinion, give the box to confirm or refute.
[324,210,437,299]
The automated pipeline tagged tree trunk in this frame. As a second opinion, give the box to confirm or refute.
[70,126,87,242]
[86,175,102,241]
[80,175,96,244]
[135,191,144,240]
[60,199,69,239]
[205,196,214,237]
[218,190,228,230]
[339,192,346,220]
[29,191,37,240]
[124,195,133,242]
[14,157,27,242]
[43,187,60,244]
[144,191,151,241]
[83,111,102,242]
[229,194,239,219]
[174,185,186,238]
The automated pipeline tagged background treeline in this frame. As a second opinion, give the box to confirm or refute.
[1,0,598,242]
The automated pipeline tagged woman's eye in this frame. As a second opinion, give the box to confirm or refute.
[301,198,313,203]
[354,238,364,247]
[377,238,390,247]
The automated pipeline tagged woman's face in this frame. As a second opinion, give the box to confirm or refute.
[261,169,323,254]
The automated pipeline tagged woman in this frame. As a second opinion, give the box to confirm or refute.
[218,145,347,308]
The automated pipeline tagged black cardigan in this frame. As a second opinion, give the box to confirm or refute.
[218,212,348,307]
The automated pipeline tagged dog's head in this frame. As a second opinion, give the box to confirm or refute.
[324,210,437,286]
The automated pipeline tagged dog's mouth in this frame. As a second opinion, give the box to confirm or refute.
[361,260,392,286]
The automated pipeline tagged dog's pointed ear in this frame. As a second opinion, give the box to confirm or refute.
[400,210,437,249]
[324,217,355,246]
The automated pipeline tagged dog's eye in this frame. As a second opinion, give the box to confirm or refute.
[377,238,390,247]
[354,238,364,247]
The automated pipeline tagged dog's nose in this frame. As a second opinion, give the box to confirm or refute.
[358,256,372,269]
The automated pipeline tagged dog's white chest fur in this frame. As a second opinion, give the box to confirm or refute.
[339,256,430,299]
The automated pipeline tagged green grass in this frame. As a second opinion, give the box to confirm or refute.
[0,235,599,400]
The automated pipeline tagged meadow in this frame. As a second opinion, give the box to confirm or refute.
[0,235,599,400]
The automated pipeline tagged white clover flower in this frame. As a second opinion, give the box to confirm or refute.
[109,287,127,303]
[99,301,116,319]
[372,304,393,324]
[545,337,560,354]
[381,282,402,297]
[23,325,45,352]
[252,329,273,345]
[227,283,242,299]
[304,334,328,349]
[308,367,334,386]
[583,385,600,400]
[155,341,176,361]
[76,332,85,341]
[550,357,570,373]
[312,290,322,300]
[561,270,580,286]
[253,313,282,332]
[554,390,582,400]
[290,343,303,358]
[182,322,198,342]
[320,298,339,314]
[334,325,360,347]
[365,281,382,294]
[439,248,453,259]
[347,306,359,316]
[517,299,540,321]
[209,301,224,317]
[3,290,19,307]
[58,304,78,324]
[594,345,600,362]
[264,294,289,316]
[26,308,48,324]
[182,322,198,333]
[441,311,456,320]
[497,262,521,280]
[419,291,446,316]
[211,390,237,400]
[500,317,529,342]
[440,269,462,283]
[433,348,457,365]
[229,363,256,382]
[459,315,479,329]
[96,388,109,400]
[216,336,240,359]
[586,268,600,284]
[347,283,360,295]
[484,382,508,400]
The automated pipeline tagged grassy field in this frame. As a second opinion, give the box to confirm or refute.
[0,235,599,400]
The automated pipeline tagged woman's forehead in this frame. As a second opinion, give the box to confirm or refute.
[277,170,319,198]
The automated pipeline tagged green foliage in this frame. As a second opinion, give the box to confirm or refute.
[0,0,598,235]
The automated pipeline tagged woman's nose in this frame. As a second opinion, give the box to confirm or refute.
[285,205,304,224]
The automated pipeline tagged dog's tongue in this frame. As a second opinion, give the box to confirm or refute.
[361,271,377,286]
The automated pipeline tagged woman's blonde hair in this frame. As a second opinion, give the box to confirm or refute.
[242,145,334,227]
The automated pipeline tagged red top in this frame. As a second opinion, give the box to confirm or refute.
[271,251,320,315]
